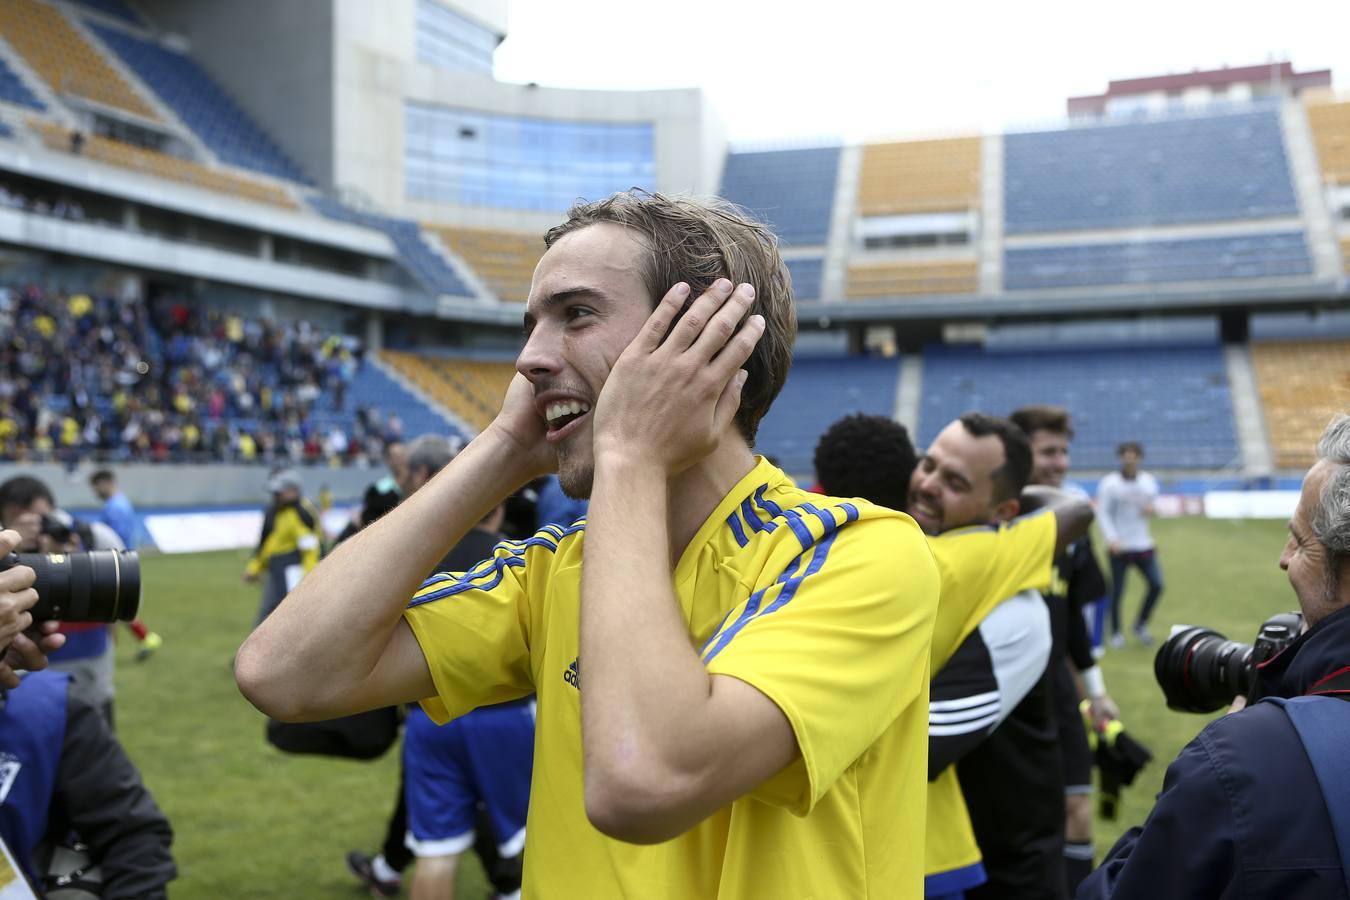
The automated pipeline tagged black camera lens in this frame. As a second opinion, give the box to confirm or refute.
[1,550,141,623]
[1153,625,1253,714]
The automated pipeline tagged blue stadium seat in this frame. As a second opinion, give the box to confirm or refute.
[1004,231,1311,290]
[71,0,141,25]
[89,24,309,183]
[0,55,44,111]
[0,121,12,140]
[785,257,824,301]
[308,195,473,297]
[918,343,1239,469]
[720,147,840,246]
[346,363,465,443]
[755,355,901,476]
[1004,108,1298,233]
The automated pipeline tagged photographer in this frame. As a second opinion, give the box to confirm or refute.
[0,527,175,898]
[1080,414,1350,899]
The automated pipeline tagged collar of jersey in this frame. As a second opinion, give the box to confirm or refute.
[672,455,786,589]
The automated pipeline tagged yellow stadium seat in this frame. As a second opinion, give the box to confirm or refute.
[29,119,297,209]
[0,0,159,121]
[846,260,978,298]
[380,352,517,432]
[424,225,542,303]
[1251,339,1350,469]
[1305,99,1350,186]
[857,137,981,216]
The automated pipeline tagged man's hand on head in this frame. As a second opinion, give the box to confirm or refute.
[484,372,556,480]
[591,278,764,477]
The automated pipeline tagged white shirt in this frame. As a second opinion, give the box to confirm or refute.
[1097,471,1159,552]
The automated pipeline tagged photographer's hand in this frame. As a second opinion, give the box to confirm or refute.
[0,529,65,688]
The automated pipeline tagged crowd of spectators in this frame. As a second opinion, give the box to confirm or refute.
[0,282,404,465]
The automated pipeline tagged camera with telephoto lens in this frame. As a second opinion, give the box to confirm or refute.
[1153,611,1303,713]
[0,550,141,623]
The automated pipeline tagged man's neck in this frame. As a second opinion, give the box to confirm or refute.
[665,439,758,563]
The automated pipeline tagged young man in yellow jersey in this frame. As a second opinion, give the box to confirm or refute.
[239,191,943,899]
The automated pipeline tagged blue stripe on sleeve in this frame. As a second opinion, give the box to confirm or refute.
[700,550,806,658]
[779,507,814,552]
[725,511,750,548]
[839,502,859,522]
[408,555,526,606]
[753,485,784,518]
[740,496,777,534]
[799,502,841,537]
[702,530,839,663]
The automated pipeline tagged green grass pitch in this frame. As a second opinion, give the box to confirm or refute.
[108,517,1293,896]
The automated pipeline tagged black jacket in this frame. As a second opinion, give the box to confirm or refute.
[1079,604,1350,900]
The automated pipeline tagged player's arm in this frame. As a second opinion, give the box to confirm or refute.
[580,280,796,844]
[236,378,553,722]
[1020,485,1094,557]
[929,591,1050,778]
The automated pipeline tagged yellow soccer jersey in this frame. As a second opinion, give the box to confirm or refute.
[403,457,940,899]
[922,512,1058,894]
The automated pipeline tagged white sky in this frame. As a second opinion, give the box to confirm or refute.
[493,0,1350,145]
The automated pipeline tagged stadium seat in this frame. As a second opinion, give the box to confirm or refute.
[847,259,978,298]
[0,54,45,112]
[1305,99,1350,185]
[918,343,1239,469]
[89,23,309,183]
[308,197,472,297]
[858,137,981,216]
[379,352,516,433]
[29,119,297,209]
[1004,231,1311,290]
[424,225,541,303]
[754,355,901,476]
[719,147,841,246]
[0,0,158,120]
[1251,339,1350,469]
[68,0,141,25]
[785,258,824,301]
[1004,107,1298,232]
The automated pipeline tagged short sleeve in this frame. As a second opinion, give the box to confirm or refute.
[701,516,939,815]
[402,537,542,723]
[927,510,1057,670]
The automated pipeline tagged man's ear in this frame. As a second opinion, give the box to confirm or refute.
[992,496,1022,524]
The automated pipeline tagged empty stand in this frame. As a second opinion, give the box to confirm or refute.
[0,0,158,120]
[1305,99,1350,185]
[1251,339,1350,469]
[1004,231,1311,291]
[847,259,978,298]
[90,23,308,183]
[309,196,472,297]
[69,0,142,25]
[381,352,516,432]
[29,119,297,208]
[785,257,824,301]
[918,343,1239,469]
[719,147,840,246]
[345,361,461,443]
[0,55,45,111]
[1004,108,1298,233]
[426,225,541,303]
[754,355,901,475]
[858,137,981,215]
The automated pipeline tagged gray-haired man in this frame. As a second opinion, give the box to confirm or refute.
[1080,415,1350,899]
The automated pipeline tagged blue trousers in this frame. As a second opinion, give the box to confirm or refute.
[1109,548,1164,635]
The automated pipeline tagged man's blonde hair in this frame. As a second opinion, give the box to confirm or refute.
[544,190,797,444]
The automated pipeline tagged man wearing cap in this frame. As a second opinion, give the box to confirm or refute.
[245,470,322,626]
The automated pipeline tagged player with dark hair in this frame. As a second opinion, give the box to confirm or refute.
[1010,405,1117,895]
[813,413,916,511]
[813,411,1093,898]
[1099,442,1164,647]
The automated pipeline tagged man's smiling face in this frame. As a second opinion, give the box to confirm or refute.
[518,223,655,499]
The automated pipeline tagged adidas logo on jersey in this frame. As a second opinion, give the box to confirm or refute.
[563,657,580,690]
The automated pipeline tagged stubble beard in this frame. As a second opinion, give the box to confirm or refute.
[556,443,594,500]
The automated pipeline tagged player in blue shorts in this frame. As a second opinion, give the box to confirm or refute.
[403,697,535,900]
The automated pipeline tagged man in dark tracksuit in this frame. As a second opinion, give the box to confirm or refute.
[0,670,175,898]
[1081,415,1350,899]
